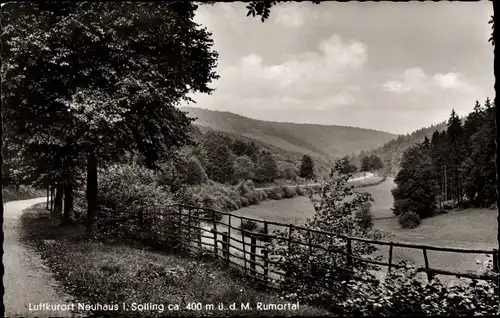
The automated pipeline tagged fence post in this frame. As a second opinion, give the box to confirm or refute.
[250,235,257,275]
[346,237,353,270]
[212,210,218,257]
[178,205,183,249]
[387,242,394,273]
[262,221,269,284]
[188,207,192,251]
[198,208,202,250]
[242,221,247,274]
[285,224,294,287]
[228,214,232,261]
[423,247,434,281]
[308,229,317,278]
[221,231,229,264]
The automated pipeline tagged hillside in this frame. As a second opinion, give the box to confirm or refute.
[194,125,332,178]
[362,121,448,175]
[182,107,397,161]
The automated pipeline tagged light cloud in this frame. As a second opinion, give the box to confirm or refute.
[187,2,493,134]
[216,34,367,104]
[382,67,479,94]
[271,3,320,28]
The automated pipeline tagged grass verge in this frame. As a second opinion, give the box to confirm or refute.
[20,203,328,317]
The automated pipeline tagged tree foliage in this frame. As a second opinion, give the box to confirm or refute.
[233,155,255,181]
[336,156,358,175]
[360,154,383,172]
[392,99,496,222]
[256,151,279,183]
[299,155,315,181]
[186,156,208,185]
[2,2,219,233]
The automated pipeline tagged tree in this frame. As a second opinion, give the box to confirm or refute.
[256,151,279,183]
[361,154,383,173]
[186,156,208,185]
[205,143,235,183]
[446,109,466,205]
[233,155,255,181]
[337,156,358,175]
[299,155,315,183]
[2,2,219,235]
[280,162,298,181]
[391,144,438,219]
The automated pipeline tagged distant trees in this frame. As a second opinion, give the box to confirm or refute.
[186,157,208,185]
[255,151,279,183]
[392,99,496,225]
[337,156,358,175]
[233,155,255,181]
[361,154,383,173]
[392,143,438,219]
[299,155,315,183]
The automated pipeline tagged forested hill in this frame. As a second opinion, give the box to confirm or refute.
[182,107,397,161]
[359,121,448,175]
[194,125,332,175]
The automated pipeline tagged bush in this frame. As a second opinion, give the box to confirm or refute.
[257,190,267,201]
[282,186,297,198]
[91,163,178,243]
[265,188,283,200]
[240,197,250,207]
[339,261,499,316]
[240,219,259,232]
[295,185,305,196]
[355,202,374,231]
[398,211,421,229]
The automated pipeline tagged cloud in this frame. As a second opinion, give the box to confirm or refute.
[382,68,478,94]
[215,34,367,104]
[271,3,320,28]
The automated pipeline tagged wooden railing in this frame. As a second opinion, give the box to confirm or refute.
[110,204,499,292]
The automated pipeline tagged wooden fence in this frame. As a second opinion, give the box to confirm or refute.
[108,204,499,293]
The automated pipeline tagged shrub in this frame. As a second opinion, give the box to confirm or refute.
[91,163,179,244]
[240,197,250,207]
[240,219,259,232]
[257,190,267,201]
[339,261,499,316]
[265,188,283,200]
[267,169,378,305]
[398,211,421,229]
[283,186,297,198]
[355,202,374,231]
[295,185,305,196]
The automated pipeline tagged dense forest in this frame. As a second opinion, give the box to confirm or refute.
[183,106,396,161]
[354,121,448,176]
[392,98,496,227]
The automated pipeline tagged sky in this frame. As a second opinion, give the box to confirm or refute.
[183,1,494,135]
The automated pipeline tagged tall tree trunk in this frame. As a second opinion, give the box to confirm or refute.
[50,186,55,212]
[53,184,63,218]
[86,152,98,237]
[63,184,74,225]
[46,187,50,210]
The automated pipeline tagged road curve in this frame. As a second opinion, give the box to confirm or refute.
[3,197,74,317]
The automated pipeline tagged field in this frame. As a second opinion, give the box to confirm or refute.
[228,177,497,283]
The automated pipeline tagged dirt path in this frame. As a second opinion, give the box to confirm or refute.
[3,198,75,317]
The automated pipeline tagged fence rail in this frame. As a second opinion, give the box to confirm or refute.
[105,203,499,293]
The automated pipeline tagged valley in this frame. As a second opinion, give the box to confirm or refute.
[200,177,496,284]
